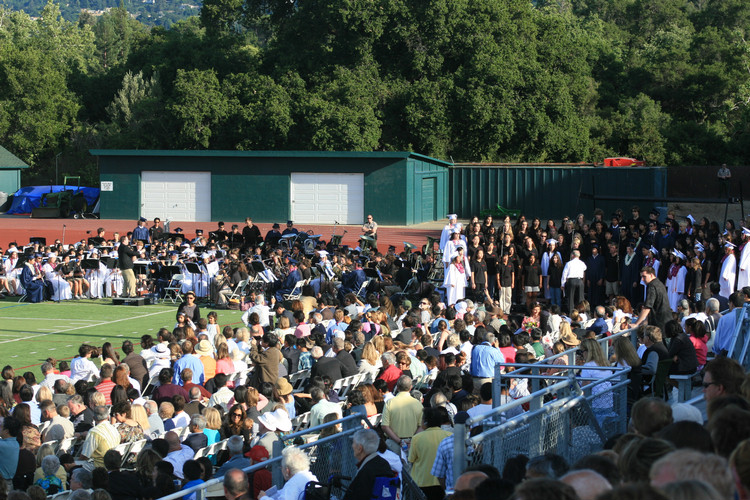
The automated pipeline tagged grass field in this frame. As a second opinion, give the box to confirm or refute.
[0,297,246,371]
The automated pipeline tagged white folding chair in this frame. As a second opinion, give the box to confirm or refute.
[163,274,184,304]
[283,280,307,301]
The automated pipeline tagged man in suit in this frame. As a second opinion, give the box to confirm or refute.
[333,338,358,377]
[183,387,206,417]
[121,340,148,388]
[309,346,343,382]
[343,429,397,500]
[248,333,283,387]
[182,415,208,453]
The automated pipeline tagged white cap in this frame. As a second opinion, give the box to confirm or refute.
[742,227,750,236]
[723,230,729,236]
[694,243,705,252]
[686,214,696,224]
[316,250,329,257]
[455,302,467,314]
[650,246,658,254]
[725,241,736,249]
[447,214,458,220]
[452,228,462,234]
[546,239,557,245]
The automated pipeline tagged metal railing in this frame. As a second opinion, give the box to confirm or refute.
[157,407,425,500]
[454,361,630,480]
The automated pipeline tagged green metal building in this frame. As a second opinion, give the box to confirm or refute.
[0,146,29,195]
[90,150,451,225]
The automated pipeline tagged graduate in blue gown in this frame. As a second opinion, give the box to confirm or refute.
[21,254,45,303]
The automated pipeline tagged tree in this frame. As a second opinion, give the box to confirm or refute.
[169,68,228,148]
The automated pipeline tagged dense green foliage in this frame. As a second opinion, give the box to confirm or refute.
[1,0,749,185]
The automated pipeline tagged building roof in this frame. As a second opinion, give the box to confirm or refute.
[0,146,29,170]
[89,149,453,167]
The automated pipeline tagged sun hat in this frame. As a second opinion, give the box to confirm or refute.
[195,339,213,357]
[275,377,293,397]
[257,409,292,433]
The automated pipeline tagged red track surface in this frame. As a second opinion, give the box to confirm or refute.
[0,216,441,251]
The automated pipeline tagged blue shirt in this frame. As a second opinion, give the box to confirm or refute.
[713,309,739,354]
[173,354,205,385]
[470,343,505,378]
[0,437,19,480]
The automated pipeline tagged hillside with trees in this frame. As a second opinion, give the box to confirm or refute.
[0,0,748,185]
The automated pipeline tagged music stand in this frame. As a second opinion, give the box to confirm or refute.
[183,262,205,298]
[363,268,380,280]
[81,259,100,271]
[13,255,28,270]
[160,265,181,280]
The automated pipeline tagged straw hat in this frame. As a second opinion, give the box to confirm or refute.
[560,328,581,347]
[195,339,213,357]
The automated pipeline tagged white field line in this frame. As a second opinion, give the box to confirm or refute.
[0,309,174,345]
[0,318,101,321]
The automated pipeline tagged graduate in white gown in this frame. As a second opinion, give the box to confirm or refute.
[737,228,750,289]
[43,255,72,301]
[443,248,471,305]
[85,251,108,299]
[720,241,737,299]
[442,229,467,269]
[439,214,458,253]
[666,250,687,312]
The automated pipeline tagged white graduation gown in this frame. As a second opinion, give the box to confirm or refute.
[720,254,737,299]
[443,262,469,305]
[666,265,686,312]
[738,244,750,289]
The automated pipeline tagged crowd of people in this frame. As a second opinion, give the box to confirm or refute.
[0,206,749,500]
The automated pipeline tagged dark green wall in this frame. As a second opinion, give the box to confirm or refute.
[98,154,449,225]
[0,170,21,195]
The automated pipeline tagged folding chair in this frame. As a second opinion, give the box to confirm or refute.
[226,279,248,304]
[283,280,307,301]
[163,274,184,304]
[356,279,371,299]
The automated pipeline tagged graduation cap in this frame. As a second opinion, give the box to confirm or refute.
[743,227,750,236]
[650,208,660,216]
[447,214,458,220]
[272,223,280,229]
[694,243,705,252]
[139,217,147,222]
[287,220,294,225]
[687,214,696,224]
[546,239,557,245]
[725,241,737,249]
[174,227,184,233]
[649,246,658,254]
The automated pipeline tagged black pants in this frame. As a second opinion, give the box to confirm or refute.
[566,278,584,314]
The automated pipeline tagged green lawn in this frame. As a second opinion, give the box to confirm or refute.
[0,298,246,371]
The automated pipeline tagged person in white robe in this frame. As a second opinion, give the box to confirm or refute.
[720,241,737,299]
[737,227,750,289]
[85,251,108,299]
[443,249,470,306]
[43,255,72,301]
[442,230,467,269]
[439,214,458,253]
[666,250,687,312]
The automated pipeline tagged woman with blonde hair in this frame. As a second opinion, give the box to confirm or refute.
[130,404,150,434]
[611,335,643,404]
[371,335,385,355]
[215,343,234,375]
[274,316,295,337]
[35,386,52,404]
[234,327,251,354]
[203,407,222,445]
[358,342,381,383]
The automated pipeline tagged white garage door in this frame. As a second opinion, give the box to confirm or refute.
[291,173,364,224]
[141,171,211,222]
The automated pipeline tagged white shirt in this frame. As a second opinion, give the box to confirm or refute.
[70,356,99,382]
[260,470,317,500]
[561,258,587,288]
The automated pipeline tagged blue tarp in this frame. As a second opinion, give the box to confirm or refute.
[6,185,100,215]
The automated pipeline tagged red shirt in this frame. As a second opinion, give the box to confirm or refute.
[95,380,116,405]
[378,365,403,392]
[184,382,212,400]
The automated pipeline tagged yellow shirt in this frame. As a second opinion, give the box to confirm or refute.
[381,392,423,439]
[408,427,452,487]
